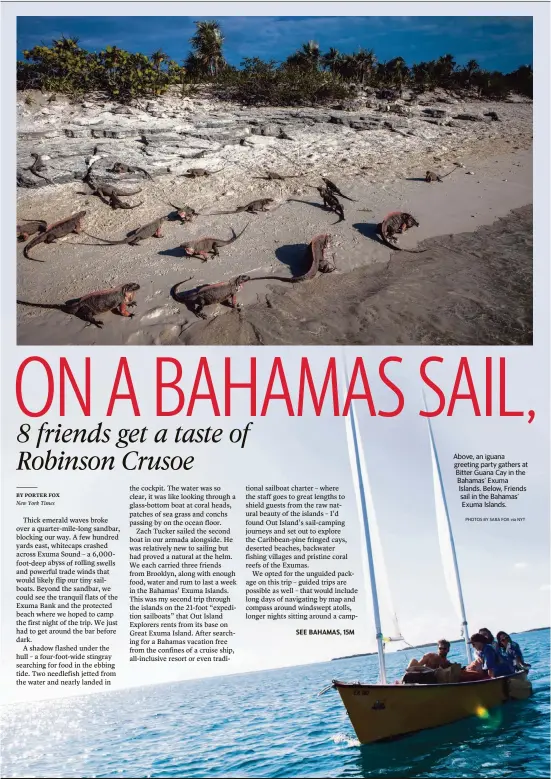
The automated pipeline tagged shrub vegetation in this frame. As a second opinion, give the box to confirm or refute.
[17,22,533,104]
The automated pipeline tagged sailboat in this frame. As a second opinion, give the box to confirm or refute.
[331,388,532,744]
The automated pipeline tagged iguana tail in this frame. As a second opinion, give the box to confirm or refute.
[232,223,250,241]
[379,234,428,253]
[170,277,195,300]
[247,275,299,284]
[81,230,126,244]
[17,300,65,311]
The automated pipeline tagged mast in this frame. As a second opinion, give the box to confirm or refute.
[424,400,472,664]
[345,383,387,684]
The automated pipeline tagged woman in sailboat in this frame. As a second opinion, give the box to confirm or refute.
[479,628,501,653]
[496,631,531,670]
[469,633,515,678]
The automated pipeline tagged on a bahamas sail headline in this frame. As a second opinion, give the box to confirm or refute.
[14,354,535,422]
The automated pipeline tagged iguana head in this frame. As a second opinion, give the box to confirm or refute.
[403,213,419,228]
[236,275,250,287]
[122,283,140,295]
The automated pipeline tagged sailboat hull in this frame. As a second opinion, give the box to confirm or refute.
[333,672,531,744]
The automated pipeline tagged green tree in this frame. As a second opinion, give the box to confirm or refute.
[187,20,226,77]
[285,40,321,71]
[385,56,409,94]
[352,48,376,85]
[322,47,341,74]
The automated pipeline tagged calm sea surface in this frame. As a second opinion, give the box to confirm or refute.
[2,629,549,778]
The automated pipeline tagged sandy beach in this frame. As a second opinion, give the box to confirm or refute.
[16,90,533,345]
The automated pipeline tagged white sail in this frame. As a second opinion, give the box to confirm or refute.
[343,380,387,683]
[353,416,404,644]
[343,360,409,680]
[425,405,472,663]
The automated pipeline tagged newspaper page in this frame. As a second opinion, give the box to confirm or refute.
[1,3,549,778]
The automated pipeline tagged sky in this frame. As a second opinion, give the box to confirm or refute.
[16,16,533,73]
[2,348,548,703]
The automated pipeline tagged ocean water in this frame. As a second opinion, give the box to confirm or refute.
[2,629,549,779]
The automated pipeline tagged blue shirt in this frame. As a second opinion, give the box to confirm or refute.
[481,644,515,677]
[503,640,524,666]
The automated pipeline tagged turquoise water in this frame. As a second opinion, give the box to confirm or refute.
[2,629,549,778]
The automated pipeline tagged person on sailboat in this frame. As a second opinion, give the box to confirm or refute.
[496,631,531,671]
[469,633,515,678]
[406,639,452,670]
[479,628,500,653]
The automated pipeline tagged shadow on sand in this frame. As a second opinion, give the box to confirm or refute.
[353,222,380,244]
[274,243,309,275]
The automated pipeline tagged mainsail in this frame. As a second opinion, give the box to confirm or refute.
[353,412,404,645]
[424,400,472,663]
[343,367,405,683]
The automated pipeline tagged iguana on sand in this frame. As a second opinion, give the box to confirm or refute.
[210,198,274,216]
[249,234,335,284]
[253,171,302,181]
[169,204,199,223]
[317,186,345,223]
[108,162,153,180]
[321,177,356,202]
[172,275,250,318]
[17,283,140,328]
[23,211,86,261]
[181,167,225,178]
[424,168,456,183]
[377,212,427,253]
[17,220,47,242]
[83,165,143,209]
[83,216,166,246]
[425,170,443,183]
[179,224,250,262]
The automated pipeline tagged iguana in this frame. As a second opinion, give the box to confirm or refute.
[317,186,345,222]
[17,283,140,328]
[91,184,143,210]
[425,168,456,183]
[425,170,443,183]
[168,203,199,223]
[26,153,54,185]
[83,166,143,209]
[377,211,427,253]
[249,234,335,284]
[210,198,274,216]
[23,211,86,261]
[83,216,166,246]
[179,224,250,261]
[321,177,356,202]
[181,167,225,178]
[17,220,47,242]
[171,274,250,318]
[253,171,302,181]
[108,162,153,180]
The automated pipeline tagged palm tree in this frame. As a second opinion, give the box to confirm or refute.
[385,56,409,95]
[285,40,321,71]
[353,48,376,85]
[302,40,321,69]
[463,59,480,89]
[188,20,226,77]
[435,53,456,87]
[322,47,341,74]
[412,61,437,92]
[151,49,168,94]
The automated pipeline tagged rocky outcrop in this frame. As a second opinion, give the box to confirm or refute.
[16,89,530,189]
